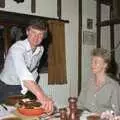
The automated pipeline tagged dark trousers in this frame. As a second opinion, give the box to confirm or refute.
[0,80,22,103]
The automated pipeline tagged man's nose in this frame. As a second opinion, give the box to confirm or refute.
[34,34,40,39]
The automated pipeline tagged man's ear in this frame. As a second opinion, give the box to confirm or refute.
[26,29,29,36]
[26,26,30,36]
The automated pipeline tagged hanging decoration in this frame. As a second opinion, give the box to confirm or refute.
[14,0,24,3]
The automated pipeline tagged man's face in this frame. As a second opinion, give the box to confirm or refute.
[27,27,45,48]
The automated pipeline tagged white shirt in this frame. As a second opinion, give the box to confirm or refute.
[0,39,44,94]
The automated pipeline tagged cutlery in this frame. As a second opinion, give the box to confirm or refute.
[41,112,60,120]
[1,104,8,111]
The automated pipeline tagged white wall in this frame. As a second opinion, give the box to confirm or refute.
[101,4,110,22]
[0,0,57,18]
[81,0,96,88]
[101,4,111,51]
[0,0,31,14]
[0,0,79,108]
[101,4,120,76]
[114,25,120,75]
[36,0,57,18]
[81,1,112,89]
[62,0,79,97]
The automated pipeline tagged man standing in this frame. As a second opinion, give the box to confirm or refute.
[0,19,54,113]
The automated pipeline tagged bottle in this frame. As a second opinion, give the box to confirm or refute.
[68,97,78,120]
[59,108,67,120]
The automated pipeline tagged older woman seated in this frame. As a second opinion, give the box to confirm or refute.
[77,48,120,114]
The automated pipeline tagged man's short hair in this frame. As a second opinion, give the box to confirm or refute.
[27,19,48,31]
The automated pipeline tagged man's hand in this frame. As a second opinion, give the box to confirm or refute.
[23,80,54,113]
[37,94,54,114]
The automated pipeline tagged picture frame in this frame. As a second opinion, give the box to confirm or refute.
[0,0,5,8]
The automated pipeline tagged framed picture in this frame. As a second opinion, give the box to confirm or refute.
[0,0,5,8]
[83,31,96,45]
[87,18,93,29]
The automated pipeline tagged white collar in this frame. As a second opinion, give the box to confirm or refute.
[25,39,43,55]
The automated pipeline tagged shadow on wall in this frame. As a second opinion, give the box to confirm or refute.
[37,31,52,73]
[106,58,120,83]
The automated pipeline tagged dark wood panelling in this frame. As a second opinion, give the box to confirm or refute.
[0,10,69,25]
[94,0,111,5]
[100,0,112,5]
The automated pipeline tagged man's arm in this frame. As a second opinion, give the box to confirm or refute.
[23,80,45,98]
[23,80,54,112]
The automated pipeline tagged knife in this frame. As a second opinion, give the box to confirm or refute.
[41,112,60,120]
[1,104,8,111]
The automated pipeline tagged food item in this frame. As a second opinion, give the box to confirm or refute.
[18,99,42,109]
[2,117,21,120]
[87,115,100,120]
[17,99,45,116]
[5,95,24,106]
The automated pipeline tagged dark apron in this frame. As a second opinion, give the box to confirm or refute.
[0,75,40,102]
[0,80,22,103]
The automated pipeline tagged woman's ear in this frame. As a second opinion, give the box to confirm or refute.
[104,63,108,70]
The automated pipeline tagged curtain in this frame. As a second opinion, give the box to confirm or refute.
[48,20,67,84]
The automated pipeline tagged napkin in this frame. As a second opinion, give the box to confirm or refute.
[80,111,99,120]
[0,105,16,119]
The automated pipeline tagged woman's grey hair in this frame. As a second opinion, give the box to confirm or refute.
[91,48,111,64]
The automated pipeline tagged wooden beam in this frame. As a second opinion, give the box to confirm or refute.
[110,4,115,59]
[78,0,82,95]
[100,0,112,5]
[99,19,120,26]
[31,0,36,13]
[96,0,101,48]
[57,0,61,19]
[0,10,69,25]
[94,0,112,6]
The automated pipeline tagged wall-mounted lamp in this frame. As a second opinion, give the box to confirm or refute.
[14,0,24,3]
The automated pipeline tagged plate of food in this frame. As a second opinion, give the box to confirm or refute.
[87,114,100,120]
[5,95,25,106]
[17,99,45,116]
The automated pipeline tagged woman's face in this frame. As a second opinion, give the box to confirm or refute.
[91,56,107,74]
[27,27,45,48]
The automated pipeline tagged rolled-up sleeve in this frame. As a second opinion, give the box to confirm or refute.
[10,46,34,94]
[10,47,34,81]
